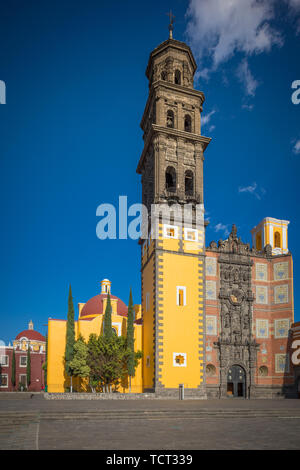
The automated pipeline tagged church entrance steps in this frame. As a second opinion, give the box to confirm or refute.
[1,409,300,422]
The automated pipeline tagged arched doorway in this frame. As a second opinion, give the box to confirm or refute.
[227,365,246,398]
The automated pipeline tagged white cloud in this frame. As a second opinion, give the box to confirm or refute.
[185,0,282,70]
[237,59,259,96]
[293,140,300,154]
[285,0,300,9]
[284,0,300,33]
[242,103,254,111]
[214,223,230,237]
[201,109,216,127]
[238,182,266,200]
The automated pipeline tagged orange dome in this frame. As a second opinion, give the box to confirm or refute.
[80,293,128,318]
[15,330,45,342]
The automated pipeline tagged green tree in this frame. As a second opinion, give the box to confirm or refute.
[26,344,31,389]
[11,348,16,389]
[68,335,90,391]
[65,285,75,392]
[126,288,135,392]
[103,291,113,339]
[87,334,130,393]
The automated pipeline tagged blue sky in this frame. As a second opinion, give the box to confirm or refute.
[0,0,299,343]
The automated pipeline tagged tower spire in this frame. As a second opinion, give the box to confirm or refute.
[167,10,175,39]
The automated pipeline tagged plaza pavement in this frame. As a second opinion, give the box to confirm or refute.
[0,393,299,450]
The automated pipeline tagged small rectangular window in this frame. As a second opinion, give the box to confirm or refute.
[163,224,178,239]
[146,293,150,312]
[146,356,150,368]
[20,356,27,367]
[19,375,27,386]
[0,355,8,366]
[176,286,186,306]
[0,374,8,387]
[184,228,198,242]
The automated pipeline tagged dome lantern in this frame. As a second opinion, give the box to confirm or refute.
[101,279,111,294]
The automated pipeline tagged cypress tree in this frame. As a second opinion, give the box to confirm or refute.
[11,348,16,389]
[126,288,135,392]
[65,284,75,392]
[26,344,31,389]
[103,291,113,338]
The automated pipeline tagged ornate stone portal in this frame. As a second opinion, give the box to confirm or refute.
[211,225,260,398]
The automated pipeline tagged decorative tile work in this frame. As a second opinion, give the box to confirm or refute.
[274,285,289,304]
[256,263,268,281]
[256,286,268,304]
[275,354,289,373]
[274,262,289,281]
[206,280,216,300]
[173,352,187,367]
[206,316,217,336]
[261,343,267,354]
[274,319,290,338]
[206,257,217,276]
[256,319,269,338]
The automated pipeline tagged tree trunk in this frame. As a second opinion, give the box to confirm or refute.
[70,375,73,393]
[129,376,131,393]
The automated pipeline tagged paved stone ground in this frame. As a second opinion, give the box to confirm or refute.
[0,394,299,450]
[39,417,300,450]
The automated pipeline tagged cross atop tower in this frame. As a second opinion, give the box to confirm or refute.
[166,10,175,39]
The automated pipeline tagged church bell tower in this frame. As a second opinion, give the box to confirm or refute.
[137,22,211,396]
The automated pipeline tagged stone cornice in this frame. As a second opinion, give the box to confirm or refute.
[140,81,205,131]
[136,125,211,174]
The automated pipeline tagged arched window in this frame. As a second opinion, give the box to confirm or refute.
[185,170,194,196]
[166,110,174,128]
[274,231,281,248]
[206,364,216,377]
[259,366,268,377]
[184,114,192,132]
[256,232,262,251]
[161,71,167,81]
[165,166,176,192]
[174,69,181,85]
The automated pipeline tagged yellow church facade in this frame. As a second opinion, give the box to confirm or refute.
[47,279,143,393]
[47,29,297,398]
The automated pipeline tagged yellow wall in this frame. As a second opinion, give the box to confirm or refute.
[47,311,143,393]
[141,222,205,392]
[142,248,155,389]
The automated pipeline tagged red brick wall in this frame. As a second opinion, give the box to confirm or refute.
[0,348,45,392]
[205,250,295,388]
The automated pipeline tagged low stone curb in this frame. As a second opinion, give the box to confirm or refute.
[44,392,175,400]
